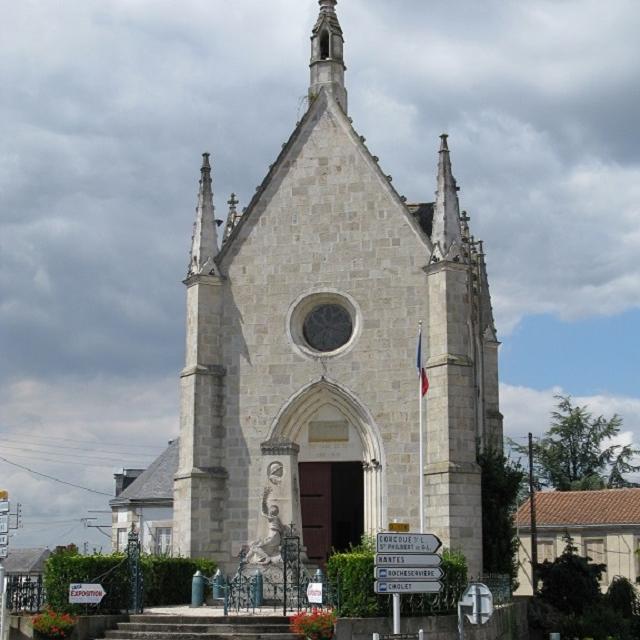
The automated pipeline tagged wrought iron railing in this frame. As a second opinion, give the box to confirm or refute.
[5,574,46,612]
[478,573,512,604]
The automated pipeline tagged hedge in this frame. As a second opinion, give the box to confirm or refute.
[326,545,467,618]
[44,550,216,614]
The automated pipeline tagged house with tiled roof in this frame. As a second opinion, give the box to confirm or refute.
[109,439,178,556]
[514,488,640,595]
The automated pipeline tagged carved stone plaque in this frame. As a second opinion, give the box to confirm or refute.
[308,420,349,443]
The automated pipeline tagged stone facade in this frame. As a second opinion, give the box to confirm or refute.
[172,0,501,578]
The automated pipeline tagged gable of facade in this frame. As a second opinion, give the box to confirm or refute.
[172,0,501,577]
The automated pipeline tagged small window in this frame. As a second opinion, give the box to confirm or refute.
[584,538,607,583]
[155,527,172,556]
[116,528,128,553]
[537,539,555,563]
[320,30,330,59]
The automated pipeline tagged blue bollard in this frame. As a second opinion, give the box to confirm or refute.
[212,569,225,599]
[251,570,264,608]
[190,570,205,608]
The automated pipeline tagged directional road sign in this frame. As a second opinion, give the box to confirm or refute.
[0,547,7,558]
[375,553,441,567]
[376,533,442,554]
[0,502,9,514]
[0,516,7,534]
[375,580,442,594]
[375,567,443,581]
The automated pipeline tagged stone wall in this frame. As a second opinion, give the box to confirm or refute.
[335,601,528,640]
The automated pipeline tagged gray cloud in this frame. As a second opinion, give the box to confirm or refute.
[1,0,639,546]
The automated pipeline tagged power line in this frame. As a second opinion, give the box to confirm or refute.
[0,450,135,470]
[0,436,162,458]
[0,428,170,450]
[0,455,112,496]
[0,443,154,465]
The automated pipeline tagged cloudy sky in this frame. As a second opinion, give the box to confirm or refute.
[1,0,639,551]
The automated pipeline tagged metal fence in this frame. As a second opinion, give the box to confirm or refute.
[5,574,46,612]
[478,573,512,605]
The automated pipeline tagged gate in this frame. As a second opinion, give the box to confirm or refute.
[223,524,335,614]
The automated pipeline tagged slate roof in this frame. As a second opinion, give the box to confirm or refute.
[407,203,434,238]
[515,488,640,528]
[0,547,50,574]
[110,439,178,505]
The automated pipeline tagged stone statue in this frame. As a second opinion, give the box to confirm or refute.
[245,486,286,564]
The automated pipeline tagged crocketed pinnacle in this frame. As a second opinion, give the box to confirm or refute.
[188,152,219,276]
[431,134,463,259]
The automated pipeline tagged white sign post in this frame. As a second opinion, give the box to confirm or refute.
[0,566,7,640]
[68,584,106,605]
[375,532,443,636]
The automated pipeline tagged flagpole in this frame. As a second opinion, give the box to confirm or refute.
[418,321,424,534]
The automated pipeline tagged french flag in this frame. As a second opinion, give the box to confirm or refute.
[417,326,429,396]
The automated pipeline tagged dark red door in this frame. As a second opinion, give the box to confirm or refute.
[299,462,332,564]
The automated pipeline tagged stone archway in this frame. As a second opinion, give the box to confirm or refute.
[267,377,385,535]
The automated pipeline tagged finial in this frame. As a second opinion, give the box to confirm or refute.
[201,152,211,170]
[227,192,239,211]
[319,0,337,11]
[439,134,449,152]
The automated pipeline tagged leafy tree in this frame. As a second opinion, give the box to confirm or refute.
[511,395,640,491]
[478,448,524,585]
[537,533,605,615]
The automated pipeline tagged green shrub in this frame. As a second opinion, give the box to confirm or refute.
[326,545,467,618]
[44,548,215,614]
[606,576,639,619]
[537,535,605,616]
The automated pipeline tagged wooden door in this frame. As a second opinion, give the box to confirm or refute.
[299,462,332,564]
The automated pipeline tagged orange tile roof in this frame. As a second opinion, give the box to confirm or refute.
[515,488,640,527]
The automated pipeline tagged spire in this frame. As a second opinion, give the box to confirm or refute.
[309,0,347,112]
[431,134,463,262]
[188,152,219,277]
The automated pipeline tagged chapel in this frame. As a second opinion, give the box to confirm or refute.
[171,0,502,577]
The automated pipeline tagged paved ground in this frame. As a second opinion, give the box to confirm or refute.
[143,604,291,617]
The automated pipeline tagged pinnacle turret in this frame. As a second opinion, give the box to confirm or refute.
[431,134,463,261]
[188,152,219,277]
[309,0,347,112]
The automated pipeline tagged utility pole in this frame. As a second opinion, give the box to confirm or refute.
[528,433,538,594]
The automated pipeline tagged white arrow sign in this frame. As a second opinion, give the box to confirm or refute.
[375,567,443,581]
[69,583,106,604]
[376,533,442,554]
[375,580,442,594]
[375,553,441,567]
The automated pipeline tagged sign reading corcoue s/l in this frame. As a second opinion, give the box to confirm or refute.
[376,533,442,554]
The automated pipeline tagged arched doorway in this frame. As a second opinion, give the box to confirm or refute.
[268,378,385,563]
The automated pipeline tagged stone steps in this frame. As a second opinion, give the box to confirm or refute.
[102,614,298,640]
[116,623,292,634]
